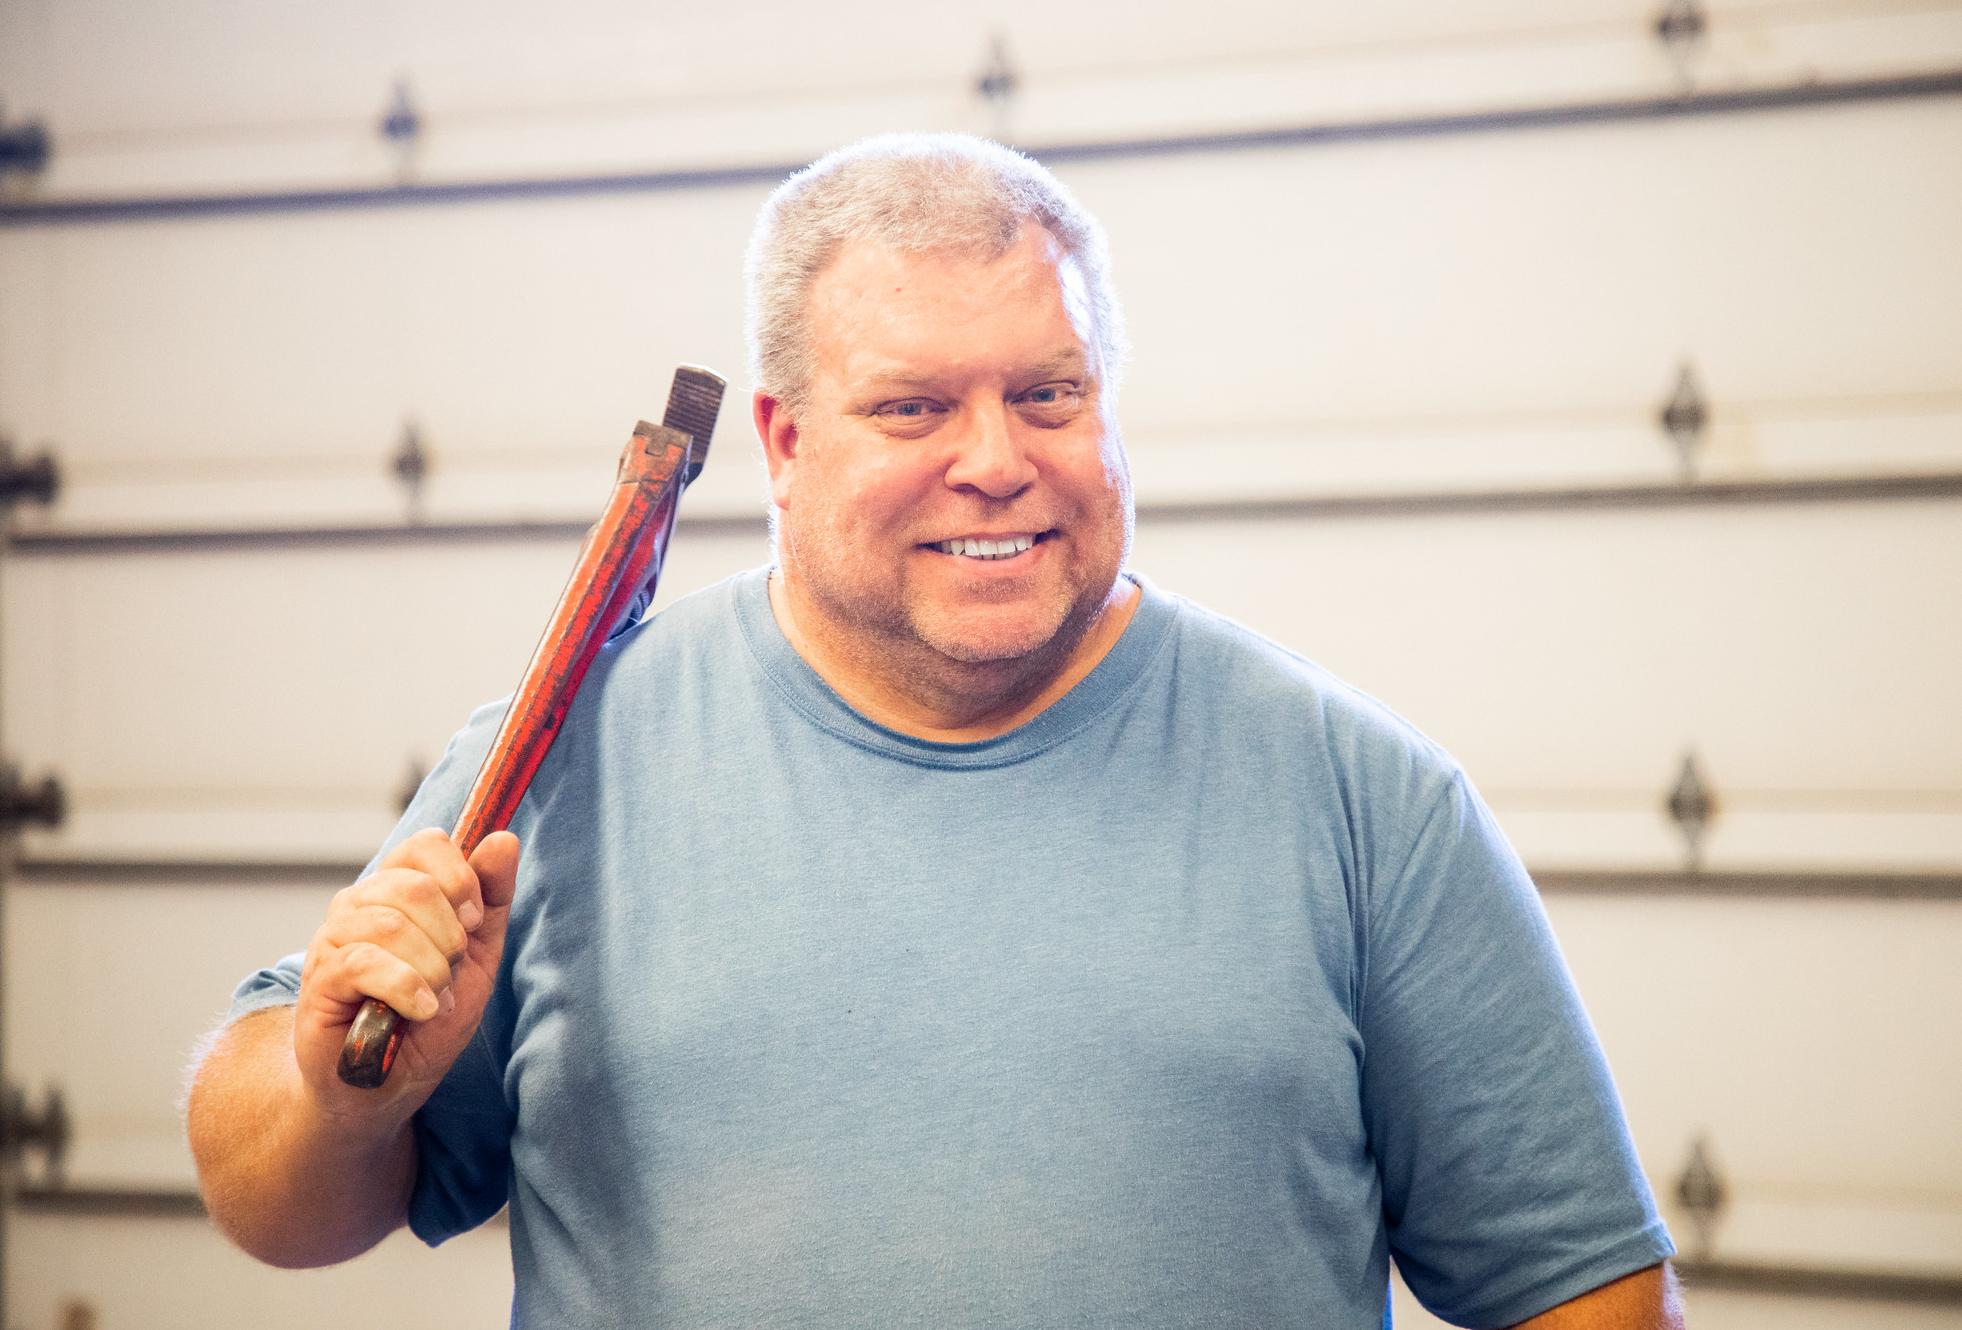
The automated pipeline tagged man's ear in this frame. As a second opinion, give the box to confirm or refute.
[754,390,799,511]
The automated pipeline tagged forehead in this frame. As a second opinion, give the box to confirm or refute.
[804,224,1096,388]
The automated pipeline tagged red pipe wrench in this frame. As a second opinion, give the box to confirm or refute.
[338,366,725,1089]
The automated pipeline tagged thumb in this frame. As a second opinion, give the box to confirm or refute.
[469,830,522,914]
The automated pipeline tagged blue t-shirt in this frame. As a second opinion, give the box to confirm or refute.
[233,567,1671,1328]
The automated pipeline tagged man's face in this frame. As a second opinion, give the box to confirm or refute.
[762,222,1133,680]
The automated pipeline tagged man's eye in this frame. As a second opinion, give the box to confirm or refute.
[877,400,938,419]
[1020,383,1081,408]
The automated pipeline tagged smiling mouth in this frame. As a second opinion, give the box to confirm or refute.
[927,532,1051,560]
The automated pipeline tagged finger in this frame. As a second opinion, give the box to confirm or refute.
[342,867,469,962]
[380,826,464,874]
[469,831,521,912]
[321,904,459,998]
[381,828,485,930]
[329,940,447,1022]
[457,832,520,965]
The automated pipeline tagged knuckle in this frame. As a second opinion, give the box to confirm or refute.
[445,864,478,902]
[339,869,399,910]
[409,951,453,995]
[403,873,445,908]
[410,878,459,933]
[348,942,420,996]
[371,908,412,943]
[386,827,451,868]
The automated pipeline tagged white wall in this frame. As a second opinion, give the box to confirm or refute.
[3,0,1959,1325]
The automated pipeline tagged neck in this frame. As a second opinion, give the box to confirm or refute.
[766,572,1140,743]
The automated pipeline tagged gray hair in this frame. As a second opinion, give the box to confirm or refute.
[743,133,1128,417]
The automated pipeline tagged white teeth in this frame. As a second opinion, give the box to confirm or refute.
[934,534,1036,559]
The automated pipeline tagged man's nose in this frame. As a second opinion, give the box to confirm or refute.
[944,401,1037,498]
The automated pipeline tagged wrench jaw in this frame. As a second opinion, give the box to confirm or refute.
[622,424,692,490]
[624,364,724,489]
[662,364,726,488]
[604,365,727,638]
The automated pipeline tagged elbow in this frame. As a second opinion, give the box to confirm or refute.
[182,1018,411,1269]
[189,1122,403,1270]
[200,1182,402,1270]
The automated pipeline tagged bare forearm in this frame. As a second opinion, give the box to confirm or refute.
[1511,1263,1686,1328]
[187,1005,417,1267]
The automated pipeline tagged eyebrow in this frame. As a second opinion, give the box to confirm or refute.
[851,349,1091,394]
[1020,349,1091,380]
[852,372,943,394]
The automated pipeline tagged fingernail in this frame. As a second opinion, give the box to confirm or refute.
[437,986,456,1016]
[459,901,483,931]
[416,989,440,1019]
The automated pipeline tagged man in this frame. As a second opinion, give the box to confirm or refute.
[189,134,1683,1327]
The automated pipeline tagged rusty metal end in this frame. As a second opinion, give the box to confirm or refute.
[662,366,726,486]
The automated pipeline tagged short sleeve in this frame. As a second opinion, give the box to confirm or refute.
[1359,772,1674,1328]
[406,1022,515,1245]
[229,957,304,1020]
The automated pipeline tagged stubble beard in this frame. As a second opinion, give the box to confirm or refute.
[780,493,1129,708]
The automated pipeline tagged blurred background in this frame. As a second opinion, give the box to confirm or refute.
[1,0,1958,1326]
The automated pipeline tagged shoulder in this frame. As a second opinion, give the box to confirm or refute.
[608,566,757,654]
[441,569,760,751]
[580,567,763,699]
[1144,577,1464,806]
